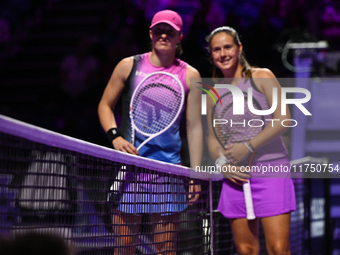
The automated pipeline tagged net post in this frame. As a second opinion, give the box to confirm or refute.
[324,158,332,255]
[209,178,214,255]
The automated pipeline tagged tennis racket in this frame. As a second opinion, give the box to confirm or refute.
[130,71,185,151]
[211,89,264,220]
[109,72,185,198]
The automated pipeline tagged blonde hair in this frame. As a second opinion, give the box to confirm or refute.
[206,26,252,78]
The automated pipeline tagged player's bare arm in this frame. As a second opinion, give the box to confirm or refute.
[186,65,203,169]
[98,57,139,155]
[186,65,203,202]
[249,68,291,150]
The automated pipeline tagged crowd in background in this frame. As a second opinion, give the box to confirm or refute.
[1,0,340,72]
[95,0,340,78]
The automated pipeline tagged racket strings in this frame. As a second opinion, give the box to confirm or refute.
[213,92,264,147]
[131,74,184,136]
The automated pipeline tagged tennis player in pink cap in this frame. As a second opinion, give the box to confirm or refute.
[98,10,203,255]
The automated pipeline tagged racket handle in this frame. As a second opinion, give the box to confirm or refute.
[136,135,155,151]
[112,171,126,192]
[136,139,147,151]
[131,127,135,146]
[243,181,256,220]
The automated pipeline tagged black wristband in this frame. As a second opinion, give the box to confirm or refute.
[106,128,122,143]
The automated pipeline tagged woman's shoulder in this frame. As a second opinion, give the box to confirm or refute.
[116,56,134,70]
[112,56,135,81]
[186,64,200,77]
[184,64,201,90]
[251,67,276,79]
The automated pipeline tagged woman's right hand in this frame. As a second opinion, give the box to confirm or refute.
[222,164,251,185]
[112,137,139,155]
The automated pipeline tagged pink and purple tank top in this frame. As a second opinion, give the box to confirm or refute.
[120,52,188,164]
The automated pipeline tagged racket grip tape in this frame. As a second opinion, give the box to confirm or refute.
[215,156,228,168]
[243,181,256,220]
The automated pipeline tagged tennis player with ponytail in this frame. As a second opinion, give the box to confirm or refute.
[98,10,203,255]
[205,26,296,255]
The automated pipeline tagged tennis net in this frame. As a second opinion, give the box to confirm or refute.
[0,114,309,254]
[0,114,223,255]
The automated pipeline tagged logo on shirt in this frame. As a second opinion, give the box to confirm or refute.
[135,71,179,79]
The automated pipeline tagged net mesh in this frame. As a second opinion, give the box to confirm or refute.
[0,115,212,255]
[0,115,310,254]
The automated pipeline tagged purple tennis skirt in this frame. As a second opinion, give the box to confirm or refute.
[217,157,296,218]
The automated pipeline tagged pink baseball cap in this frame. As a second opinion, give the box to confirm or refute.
[150,10,183,31]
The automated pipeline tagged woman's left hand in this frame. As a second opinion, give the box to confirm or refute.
[188,181,201,205]
[225,143,251,165]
